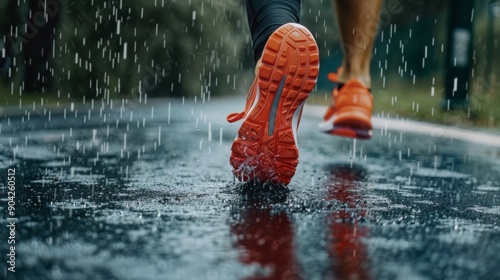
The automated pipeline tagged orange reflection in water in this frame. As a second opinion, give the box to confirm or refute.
[231,165,370,280]
[326,165,370,280]
[231,206,300,280]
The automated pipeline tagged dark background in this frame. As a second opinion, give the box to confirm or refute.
[0,0,498,119]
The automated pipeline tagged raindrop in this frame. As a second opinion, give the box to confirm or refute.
[123,43,128,59]
[123,133,127,150]
[219,127,223,146]
[158,126,162,146]
[350,139,357,167]
[168,102,171,124]
[208,122,212,141]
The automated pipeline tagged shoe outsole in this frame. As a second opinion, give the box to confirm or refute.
[326,125,373,139]
[325,111,373,139]
[230,23,319,185]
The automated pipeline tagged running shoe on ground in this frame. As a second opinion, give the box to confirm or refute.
[227,23,319,185]
[319,71,373,139]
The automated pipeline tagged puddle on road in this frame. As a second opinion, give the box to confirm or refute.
[0,99,499,280]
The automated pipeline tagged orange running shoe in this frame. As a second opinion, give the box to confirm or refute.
[319,71,373,139]
[227,23,319,185]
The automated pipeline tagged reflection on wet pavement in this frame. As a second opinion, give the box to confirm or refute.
[0,98,499,280]
[325,165,370,280]
[231,198,300,280]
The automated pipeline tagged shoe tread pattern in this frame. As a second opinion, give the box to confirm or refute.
[230,24,319,185]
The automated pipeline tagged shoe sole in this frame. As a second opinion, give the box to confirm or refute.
[332,110,372,139]
[230,23,319,185]
[328,125,373,139]
[320,107,373,140]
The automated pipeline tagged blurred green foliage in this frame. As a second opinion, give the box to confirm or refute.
[56,0,253,99]
[1,0,252,100]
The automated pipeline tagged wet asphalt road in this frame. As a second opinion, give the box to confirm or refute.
[0,97,499,280]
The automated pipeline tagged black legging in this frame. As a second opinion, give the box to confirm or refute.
[246,0,302,62]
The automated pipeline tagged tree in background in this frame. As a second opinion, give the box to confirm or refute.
[0,0,60,93]
[1,0,250,100]
[23,0,61,92]
[53,0,250,100]
[0,0,20,84]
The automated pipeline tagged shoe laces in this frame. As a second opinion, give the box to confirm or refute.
[226,111,245,123]
[327,72,340,83]
[327,69,342,98]
[226,78,258,123]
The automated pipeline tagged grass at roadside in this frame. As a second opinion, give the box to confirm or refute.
[0,87,124,108]
[0,90,69,108]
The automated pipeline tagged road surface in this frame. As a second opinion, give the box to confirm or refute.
[0,97,499,280]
